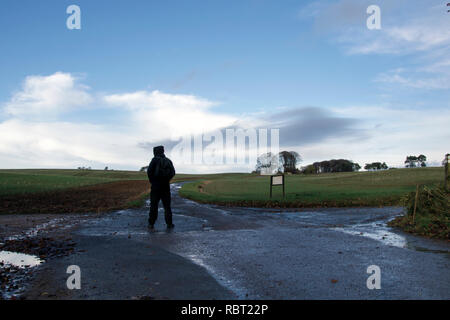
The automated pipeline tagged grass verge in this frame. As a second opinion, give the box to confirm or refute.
[388,185,449,240]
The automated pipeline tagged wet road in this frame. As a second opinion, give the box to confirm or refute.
[25,183,450,299]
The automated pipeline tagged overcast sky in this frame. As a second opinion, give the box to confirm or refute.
[0,0,449,173]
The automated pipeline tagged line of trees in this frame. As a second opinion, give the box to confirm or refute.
[254,152,430,174]
[313,159,361,173]
[77,166,112,170]
[301,159,361,174]
[364,162,388,171]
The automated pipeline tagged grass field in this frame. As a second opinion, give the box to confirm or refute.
[1,167,446,238]
[0,169,222,196]
[0,167,446,214]
[179,167,446,207]
[0,169,146,196]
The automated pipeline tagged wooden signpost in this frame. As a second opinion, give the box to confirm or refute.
[270,174,285,198]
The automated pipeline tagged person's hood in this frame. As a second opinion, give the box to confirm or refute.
[153,146,165,157]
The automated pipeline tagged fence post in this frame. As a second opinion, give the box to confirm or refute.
[270,176,273,198]
[412,184,419,224]
[445,154,449,192]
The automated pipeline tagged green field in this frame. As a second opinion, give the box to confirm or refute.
[1,168,446,238]
[179,167,445,207]
[0,167,445,207]
[0,169,146,196]
[0,169,234,196]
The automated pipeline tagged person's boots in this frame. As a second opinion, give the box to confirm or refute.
[167,224,175,229]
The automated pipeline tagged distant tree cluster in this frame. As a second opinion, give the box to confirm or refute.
[364,162,388,171]
[279,151,302,173]
[255,152,277,174]
[404,155,427,168]
[77,166,92,170]
[301,159,361,174]
[301,164,316,175]
[254,151,302,174]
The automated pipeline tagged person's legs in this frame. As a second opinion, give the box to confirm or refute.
[161,189,173,227]
[149,190,161,226]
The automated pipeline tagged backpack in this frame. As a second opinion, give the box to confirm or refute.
[155,157,173,178]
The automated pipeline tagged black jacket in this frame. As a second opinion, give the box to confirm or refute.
[147,146,175,191]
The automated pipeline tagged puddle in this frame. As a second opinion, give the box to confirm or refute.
[0,251,42,299]
[331,221,407,248]
[0,251,43,268]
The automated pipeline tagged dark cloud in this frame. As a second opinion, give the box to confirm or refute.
[266,107,366,146]
[138,107,366,153]
[138,139,181,154]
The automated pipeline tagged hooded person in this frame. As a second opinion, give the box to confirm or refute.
[146,145,176,229]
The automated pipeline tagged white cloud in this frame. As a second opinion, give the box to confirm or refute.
[374,69,450,90]
[1,72,448,172]
[323,105,450,167]
[0,73,238,171]
[0,119,148,169]
[104,90,236,141]
[301,1,450,57]
[104,90,215,110]
[328,2,450,55]
[316,1,450,91]
[346,19,450,55]
[3,72,92,117]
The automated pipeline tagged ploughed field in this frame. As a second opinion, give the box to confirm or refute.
[0,169,232,214]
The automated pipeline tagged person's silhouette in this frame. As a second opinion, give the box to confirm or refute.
[146,146,176,229]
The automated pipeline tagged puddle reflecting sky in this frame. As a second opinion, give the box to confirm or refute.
[0,251,42,268]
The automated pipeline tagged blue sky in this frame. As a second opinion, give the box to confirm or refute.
[0,0,449,172]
